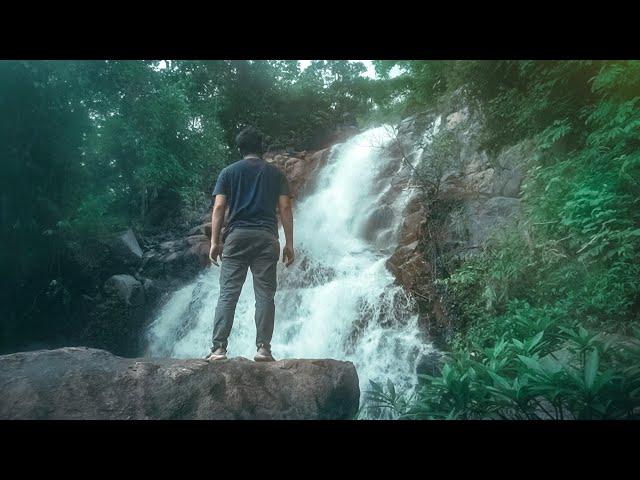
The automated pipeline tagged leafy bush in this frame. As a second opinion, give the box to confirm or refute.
[366,323,640,420]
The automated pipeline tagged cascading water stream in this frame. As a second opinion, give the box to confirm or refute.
[146,124,438,416]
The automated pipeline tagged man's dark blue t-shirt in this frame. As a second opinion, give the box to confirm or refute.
[212,157,291,240]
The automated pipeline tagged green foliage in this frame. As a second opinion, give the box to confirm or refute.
[70,191,127,235]
[372,60,605,152]
[364,60,640,419]
[366,323,640,420]
[188,60,377,151]
[78,60,231,228]
[1,59,387,250]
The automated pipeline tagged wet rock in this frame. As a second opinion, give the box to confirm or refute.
[465,197,521,246]
[399,209,426,245]
[110,228,143,266]
[187,222,212,238]
[308,147,332,170]
[382,100,533,331]
[104,274,145,307]
[84,282,149,357]
[186,234,209,246]
[185,241,211,268]
[416,350,446,376]
[445,108,469,130]
[265,148,332,199]
[140,277,162,304]
[297,148,332,197]
[279,254,337,290]
[159,239,181,251]
[361,205,394,241]
[141,240,209,282]
[386,241,429,291]
[0,347,360,420]
[284,157,309,197]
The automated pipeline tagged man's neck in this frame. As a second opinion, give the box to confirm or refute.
[243,154,261,160]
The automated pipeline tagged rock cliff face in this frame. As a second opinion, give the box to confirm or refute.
[0,347,360,420]
[383,99,535,335]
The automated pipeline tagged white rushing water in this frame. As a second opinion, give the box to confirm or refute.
[145,125,436,415]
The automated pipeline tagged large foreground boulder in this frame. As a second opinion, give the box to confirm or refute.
[0,347,360,420]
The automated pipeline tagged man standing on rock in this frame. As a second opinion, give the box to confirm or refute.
[207,126,295,362]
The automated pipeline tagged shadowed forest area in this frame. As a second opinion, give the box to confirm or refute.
[2,60,639,419]
[1,60,382,352]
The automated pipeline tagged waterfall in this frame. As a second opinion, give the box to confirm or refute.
[145,125,437,415]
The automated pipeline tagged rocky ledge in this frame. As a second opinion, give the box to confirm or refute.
[0,347,360,420]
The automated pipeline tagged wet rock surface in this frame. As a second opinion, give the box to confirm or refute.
[264,148,333,199]
[383,99,535,333]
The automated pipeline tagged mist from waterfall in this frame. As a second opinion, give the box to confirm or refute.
[145,125,436,415]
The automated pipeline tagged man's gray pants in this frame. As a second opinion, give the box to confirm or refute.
[211,227,279,351]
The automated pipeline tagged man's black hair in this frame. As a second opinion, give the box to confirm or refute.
[236,126,264,157]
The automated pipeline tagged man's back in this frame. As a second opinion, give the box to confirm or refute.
[207,126,294,363]
[213,157,290,239]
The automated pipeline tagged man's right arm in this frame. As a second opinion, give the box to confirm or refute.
[278,194,295,266]
[210,168,228,266]
[209,194,227,266]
